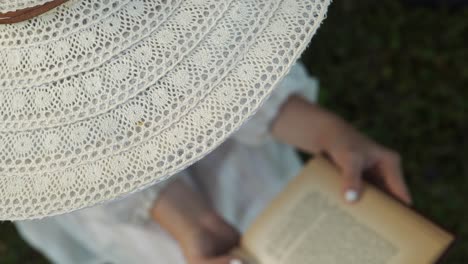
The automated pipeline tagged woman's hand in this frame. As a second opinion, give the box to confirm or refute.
[271,95,412,204]
[152,179,244,264]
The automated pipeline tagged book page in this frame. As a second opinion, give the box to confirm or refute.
[242,157,454,264]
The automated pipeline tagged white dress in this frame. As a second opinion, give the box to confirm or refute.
[15,63,319,264]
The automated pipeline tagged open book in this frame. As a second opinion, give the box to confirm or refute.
[233,157,455,264]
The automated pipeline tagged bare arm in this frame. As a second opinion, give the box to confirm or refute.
[152,179,242,264]
[271,95,412,204]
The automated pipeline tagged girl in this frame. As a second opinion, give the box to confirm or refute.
[16,63,411,264]
[0,0,410,263]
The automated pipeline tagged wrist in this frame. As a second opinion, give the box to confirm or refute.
[313,110,345,152]
[270,95,352,156]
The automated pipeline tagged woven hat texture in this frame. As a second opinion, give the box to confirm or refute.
[0,0,56,13]
[0,0,330,220]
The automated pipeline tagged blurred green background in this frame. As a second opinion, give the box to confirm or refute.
[1,0,467,263]
[304,0,468,263]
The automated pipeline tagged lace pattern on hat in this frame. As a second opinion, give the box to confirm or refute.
[0,0,330,220]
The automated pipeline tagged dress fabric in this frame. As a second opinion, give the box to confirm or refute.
[14,63,319,264]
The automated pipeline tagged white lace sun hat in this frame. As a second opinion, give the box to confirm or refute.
[0,0,330,220]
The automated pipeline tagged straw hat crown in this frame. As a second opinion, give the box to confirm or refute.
[0,0,330,220]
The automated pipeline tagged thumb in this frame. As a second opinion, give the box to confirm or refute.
[334,153,366,203]
[203,256,246,264]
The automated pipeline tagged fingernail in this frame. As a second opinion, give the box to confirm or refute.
[230,259,243,264]
[345,189,358,203]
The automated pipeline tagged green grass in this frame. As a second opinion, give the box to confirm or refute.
[0,222,47,263]
[0,0,467,263]
[303,0,468,262]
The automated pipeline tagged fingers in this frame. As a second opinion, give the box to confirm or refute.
[375,151,412,205]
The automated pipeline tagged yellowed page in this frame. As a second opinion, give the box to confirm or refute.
[242,157,454,264]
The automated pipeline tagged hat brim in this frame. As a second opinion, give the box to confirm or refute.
[0,0,56,14]
[0,0,330,220]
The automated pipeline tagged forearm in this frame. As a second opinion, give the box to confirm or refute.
[270,94,411,204]
[270,94,345,154]
[151,178,241,261]
[151,179,211,243]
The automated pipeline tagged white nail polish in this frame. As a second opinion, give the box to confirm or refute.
[230,259,243,264]
[345,189,358,202]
